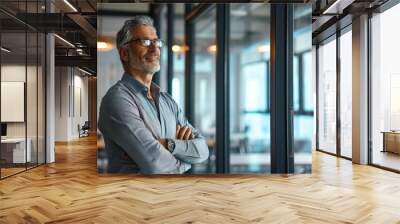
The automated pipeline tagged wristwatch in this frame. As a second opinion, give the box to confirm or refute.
[167,139,176,153]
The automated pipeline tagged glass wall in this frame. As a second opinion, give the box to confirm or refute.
[228,3,271,173]
[159,5,168,89]
[317,36,337,155]
[171,4,185,110]
[192,7,217,173]
[0,1,46,179]
[371,3,400,171]
[293,4,313,173]
[1,29,27,178]
[97,3,313,174]
[339,28,352,159]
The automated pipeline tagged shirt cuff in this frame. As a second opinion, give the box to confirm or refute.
[172,139,188,156]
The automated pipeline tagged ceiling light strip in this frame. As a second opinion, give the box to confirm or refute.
[54,34,75,48]
[77,67,92,76]
[1,47,11,53]
[63,0,78,12]
[323,0,343,14]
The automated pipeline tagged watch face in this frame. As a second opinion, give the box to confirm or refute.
[168,139,175,151]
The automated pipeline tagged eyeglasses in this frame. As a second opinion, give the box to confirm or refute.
[125,39,165,48]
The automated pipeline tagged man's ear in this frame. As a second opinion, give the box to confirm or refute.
[119,47,129,63]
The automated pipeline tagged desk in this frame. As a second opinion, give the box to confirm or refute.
[1,138,31,163]
[382,131,400,154]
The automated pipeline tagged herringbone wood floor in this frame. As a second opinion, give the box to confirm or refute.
[1,136,400,224]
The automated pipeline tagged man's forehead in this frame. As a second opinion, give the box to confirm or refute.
[130,25,158,38]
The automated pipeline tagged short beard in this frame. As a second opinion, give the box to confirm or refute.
[127,49,160,75]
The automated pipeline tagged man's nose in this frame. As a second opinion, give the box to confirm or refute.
[148,44,159,54]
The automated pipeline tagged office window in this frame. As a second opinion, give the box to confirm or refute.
[159,5,168,89]
[192,8,216,173]
[1,17,28,177]
[303,51,313,112]
[171,4,185,110]
[229,3,271,173]
[293,4,313,173]
[0,1,46,179]
[371,3,400,171]
[318,36,337,154]
[294,56,300,111]
[339,28,352,158]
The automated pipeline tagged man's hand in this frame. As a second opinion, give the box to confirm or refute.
[176,125,194,140]
[158,139,168,150]
[158,125,194,151]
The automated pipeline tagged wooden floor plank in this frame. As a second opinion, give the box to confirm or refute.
[0,135,400,223]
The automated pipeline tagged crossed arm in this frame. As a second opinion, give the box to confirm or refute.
[99,94,209,174]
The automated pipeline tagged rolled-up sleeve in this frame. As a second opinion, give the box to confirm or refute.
[173,130,209,164]
[99,90,190,174]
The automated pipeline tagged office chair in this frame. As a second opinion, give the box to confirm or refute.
[78,121,90,138]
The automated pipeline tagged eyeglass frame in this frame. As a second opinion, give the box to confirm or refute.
[122,38,165,48]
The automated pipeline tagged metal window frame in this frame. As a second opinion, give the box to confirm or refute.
[336,29,341,157]
[184,3,231,173]
[0,0,47,180]
[166,4,174,95]
[184,3,195,124]
[315,20,354,161]
[368,1,400,173]
[367,11,373,166]
[181,3,303,174]
[270,4,295,173]
[215,4,230,173]
[150,4,162,86]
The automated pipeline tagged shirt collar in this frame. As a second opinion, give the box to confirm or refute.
[121,73,160,97]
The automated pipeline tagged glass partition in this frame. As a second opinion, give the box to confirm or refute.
[293,4,313,173]
[317,36,337,155]
[339,28,352,159]
[192,7,217,173]
[229,3,271,173]
[371,4,400,171]
[1,29,28,177]
[0,1,46,179]
[171,4,185,110]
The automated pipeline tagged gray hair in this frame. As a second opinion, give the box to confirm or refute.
[116,15,155,49]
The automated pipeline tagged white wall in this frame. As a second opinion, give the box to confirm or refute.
[1,65,37,138]
[55,67,89,141]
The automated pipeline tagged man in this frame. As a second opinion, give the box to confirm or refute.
[98,16,209,174]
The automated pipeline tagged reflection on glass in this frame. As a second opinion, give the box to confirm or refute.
[371,4,400,171]
[340,29,352,158]
[293,4,313,173]
[192,8,216,173]
[1,30,27,177]
[318,37,337,155]
[229,3,271,173]
[159,5,168,89]
[172,4,185,110]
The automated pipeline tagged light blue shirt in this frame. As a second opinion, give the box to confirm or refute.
[98,73,209,174]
